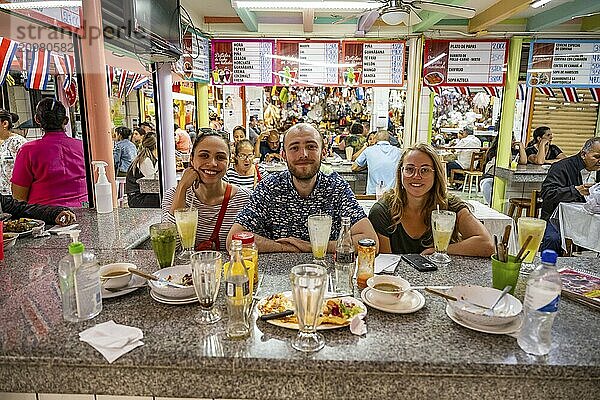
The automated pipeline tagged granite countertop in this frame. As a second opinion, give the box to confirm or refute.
[12,208,161,250]
[495,165,550,183]
[0,250,598,399]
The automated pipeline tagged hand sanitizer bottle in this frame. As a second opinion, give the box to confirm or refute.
[58,230,102,322]
[92,161,113,214]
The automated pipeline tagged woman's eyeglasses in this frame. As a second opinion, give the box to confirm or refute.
[236,153,254,160]
[402,166,435,178]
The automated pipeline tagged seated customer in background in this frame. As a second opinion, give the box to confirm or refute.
[224,139,268,191]
[113,126,137,177]
[1,194,76,226]
[11,98,87,208]
[540,137,600,254]
[352,130,402,195]
[162,129,251,251]
[369,143,494,256]
[255,129,283,162]
[526,126,565,165]
[228,123,378,253]
[126,133,160,208]
[445,126,482,184]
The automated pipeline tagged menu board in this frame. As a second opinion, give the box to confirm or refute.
[423,40,509,87]
[341,41,405,87]
[211,40,274,86]
[180,33,210,83]
[276,41,340,86]
[528,40,600,87]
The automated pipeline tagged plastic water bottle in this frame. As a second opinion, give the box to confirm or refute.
[517,250,562,355]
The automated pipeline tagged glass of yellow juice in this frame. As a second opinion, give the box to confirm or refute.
[307,214,332,266]
[175,207,198,262]
[430,210,456,266]
[517,217,546,272]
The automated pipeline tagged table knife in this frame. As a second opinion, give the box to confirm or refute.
[127,267,187,289]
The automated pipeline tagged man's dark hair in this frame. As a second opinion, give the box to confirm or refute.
[35,98,67,131]
[115,126,132,140]
[350,122,363,136]
[0,109,18,130]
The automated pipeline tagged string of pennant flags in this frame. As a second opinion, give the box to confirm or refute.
[1,36,149,98]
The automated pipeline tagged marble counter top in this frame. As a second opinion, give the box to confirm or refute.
[495,165,550,183]
[0,250,598,399]
[12,208,161,250]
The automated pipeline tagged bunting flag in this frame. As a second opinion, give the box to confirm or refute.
[63,54,74,90]
[25,48,52,90]
[106,65,115,97]
[456,86,471,96]
[482,86,501,97]
[590,87,600,102]
[117,69,130,98]
[560,87,580,103]
[516,83,526,100]
[428,85,442,94]
[0,36,19,86]
[125,73,142,97]
[132,75,150,90]
[536,87,556,97]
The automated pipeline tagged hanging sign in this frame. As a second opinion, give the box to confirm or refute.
[341,41,405,87]
[527,40,600,88]
[211,39,274,86]
[423,39,509,87]
[179,33,210,83]
[3,2,82,35]
[276,40,340,86]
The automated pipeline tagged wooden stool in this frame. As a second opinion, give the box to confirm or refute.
[462,170,483,198]
[508,197,531,222]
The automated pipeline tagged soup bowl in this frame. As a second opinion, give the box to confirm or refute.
[100,263,134,289]
[366,275,410,305]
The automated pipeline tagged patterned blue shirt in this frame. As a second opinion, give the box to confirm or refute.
[235,170,366,241]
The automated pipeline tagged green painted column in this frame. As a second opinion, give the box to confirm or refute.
[492,36,524,212]
[196,83,209,128]
[427,91,435,144]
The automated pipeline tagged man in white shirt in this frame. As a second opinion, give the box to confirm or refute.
[445,126,482,183]
[352,130,402,195]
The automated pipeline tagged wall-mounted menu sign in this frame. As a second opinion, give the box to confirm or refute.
[211,40,275,86]
[527,40,600,87]
[276,41,340,86]
[180,33,210,83]
[423,40,509,87]
[341,41,405,87]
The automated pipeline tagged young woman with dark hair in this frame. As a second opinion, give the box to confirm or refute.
[125,133,160,208]
[526,126,565,165]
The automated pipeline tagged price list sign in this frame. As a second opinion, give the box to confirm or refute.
[179,33,210,83]
[276,41,340,86]
[528,40,600,87]
[341,41,405,87]
[211,40,274,86]
[423,40,509,87]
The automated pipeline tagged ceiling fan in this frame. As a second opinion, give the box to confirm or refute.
[336,0,477,30]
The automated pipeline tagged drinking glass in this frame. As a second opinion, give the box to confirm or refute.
[191,251,222,324]
[517,217,547,274]
[289,264,328,353]
[149,222,177,269]
[307,214,332,267]
[175,207,198,262]
[430,210,456,266]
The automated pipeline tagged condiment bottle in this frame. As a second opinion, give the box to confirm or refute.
[232,231,259,286]
[356,238,376,289]
[58,230,102,322]
[225,239,251,338]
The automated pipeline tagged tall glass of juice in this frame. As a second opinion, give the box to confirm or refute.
[430,210,456,266]
[175,207,198,262]
[150,222,177,269]
[517,217,546,273]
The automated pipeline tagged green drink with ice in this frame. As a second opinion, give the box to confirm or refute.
[150,222,177,269]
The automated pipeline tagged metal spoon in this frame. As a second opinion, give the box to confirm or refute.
[484,285,512,317]
[105,284,147,293]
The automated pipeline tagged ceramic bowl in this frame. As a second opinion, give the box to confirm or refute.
[366,275,410,305]
[148,265,195,299]
[3,233,18,250]
[100,263,134,289]
[447,285,522,327]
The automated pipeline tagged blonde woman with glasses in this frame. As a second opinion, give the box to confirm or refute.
[368,143,494,256]
[224,139,268,190]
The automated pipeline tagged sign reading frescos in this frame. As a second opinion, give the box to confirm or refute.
[276,40,340,86]
[341,41,405,87]
[527,40,600,88]
[423,40,509,87]
[211,39,274,86]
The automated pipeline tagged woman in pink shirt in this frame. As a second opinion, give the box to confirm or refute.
[11,98,88,208]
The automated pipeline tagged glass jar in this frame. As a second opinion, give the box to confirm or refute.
[356,238,376,289]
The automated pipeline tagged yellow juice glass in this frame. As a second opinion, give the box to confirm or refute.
[517,217,546,263]
[175,207,198,262]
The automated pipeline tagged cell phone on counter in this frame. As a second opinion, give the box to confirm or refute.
[401,254,438,272]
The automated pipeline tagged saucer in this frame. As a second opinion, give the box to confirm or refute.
[361,288,425,314]
[150,290,198,305]
[101,274,146,299]
[445,305,522,335]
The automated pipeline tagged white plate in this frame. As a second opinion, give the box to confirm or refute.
[148,265,195,298]
[361,288,426,314]
[101,274,146,299]
[445,305,522,335]
[257,292,367,331]
[150,290,198,305]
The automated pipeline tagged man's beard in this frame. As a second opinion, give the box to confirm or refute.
[289,160,320,180]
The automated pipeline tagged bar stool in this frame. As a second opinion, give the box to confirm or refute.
[508,190,542,222]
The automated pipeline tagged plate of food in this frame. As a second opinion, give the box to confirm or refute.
[424,71,444,86]
[4,218,45,236]
[257,292,367,330]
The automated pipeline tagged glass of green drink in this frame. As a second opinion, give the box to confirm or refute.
[150,222,177,269]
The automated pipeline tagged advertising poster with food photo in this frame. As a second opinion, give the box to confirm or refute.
[211,39,275,86]
[341,41,405,87]
[341,42,363,87]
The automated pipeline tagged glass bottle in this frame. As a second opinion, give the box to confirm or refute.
[232,231,258,286]
[225,239,251,338]
[334,217,355,293]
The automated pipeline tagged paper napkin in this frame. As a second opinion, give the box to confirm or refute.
[374,254,402,274]
[350,315,367,336]
[79,320,144,363]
